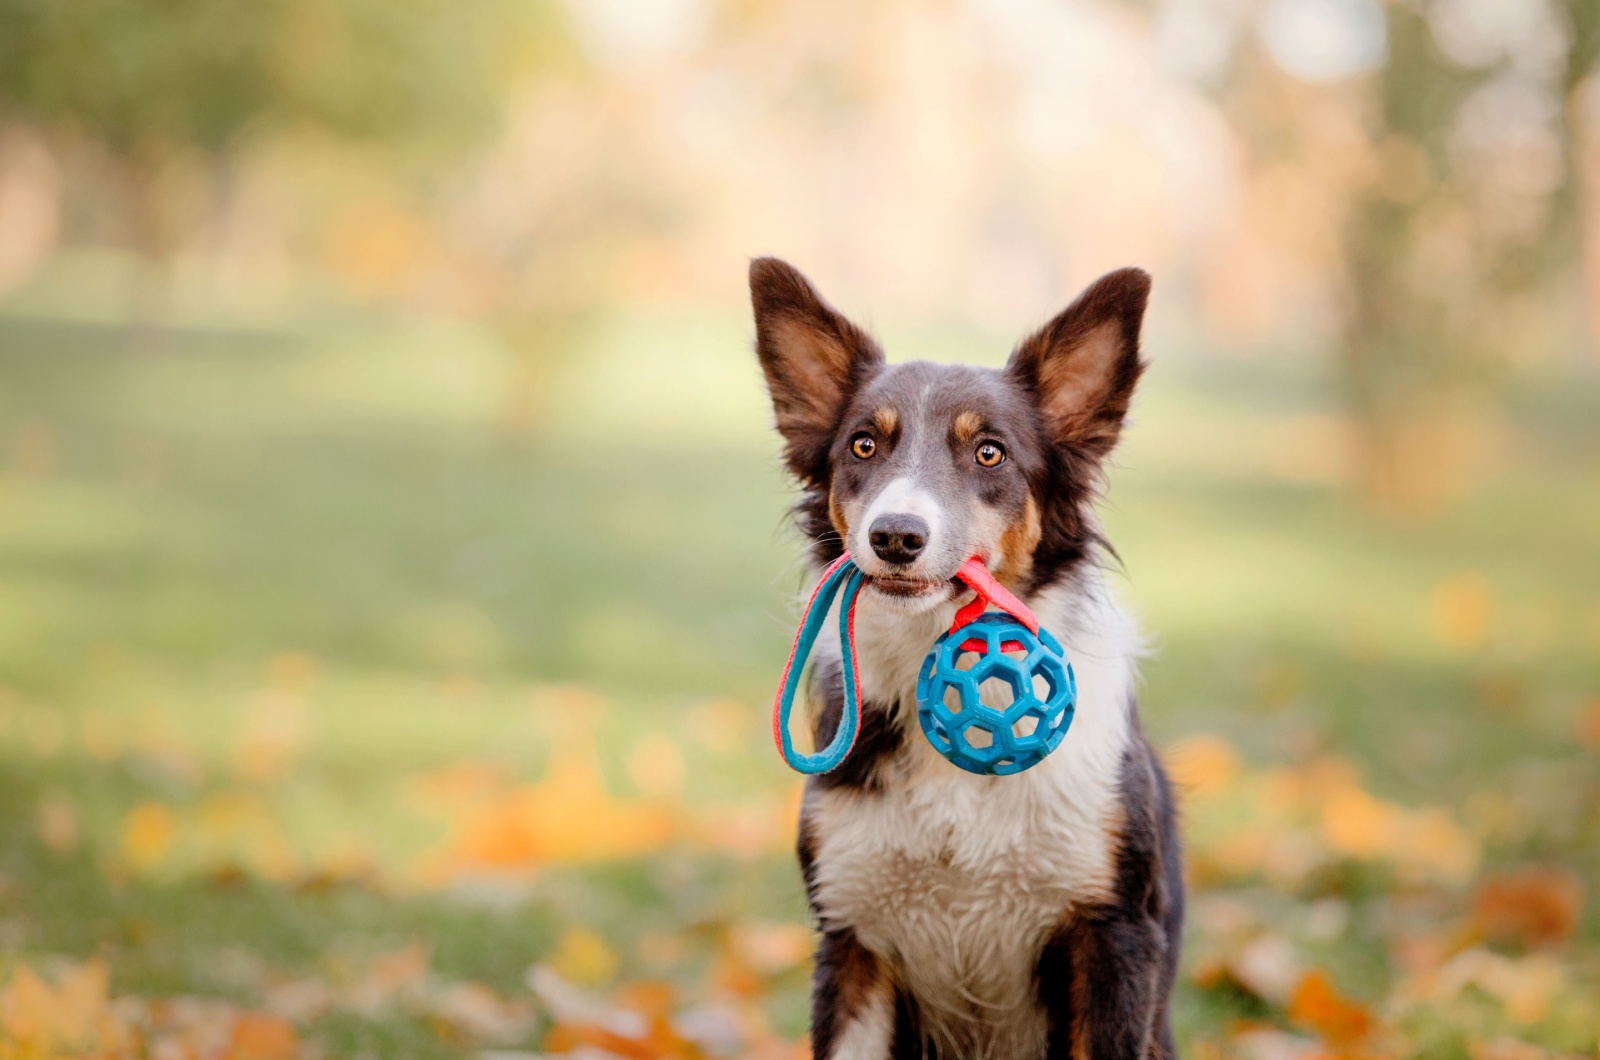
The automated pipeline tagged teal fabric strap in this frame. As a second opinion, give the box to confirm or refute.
[771,555,866,774]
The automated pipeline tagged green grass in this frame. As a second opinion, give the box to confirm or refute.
[0,302,1595,1055]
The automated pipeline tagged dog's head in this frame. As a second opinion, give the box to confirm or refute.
[750,257,1149,609]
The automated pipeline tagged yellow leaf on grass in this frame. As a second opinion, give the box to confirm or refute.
[1320,786,1396,859]
[552,928,619,987]
[1434,573,1491,649]
[1165,734,1241,797]
[122,802,178,872]
[234,688,308,782]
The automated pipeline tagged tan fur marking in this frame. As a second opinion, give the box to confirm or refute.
[952,410,984,443]
[995,495,1042,591]
[871,407,899,438]
[829,489,851,539]
[1070,933,1093,1060]
[1036,320,1122,438]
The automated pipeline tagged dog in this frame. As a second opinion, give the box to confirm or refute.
[749,258,1184,1060]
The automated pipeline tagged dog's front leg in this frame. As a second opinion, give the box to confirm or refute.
[1038,908,1172,1060]
[810,927,895,1060]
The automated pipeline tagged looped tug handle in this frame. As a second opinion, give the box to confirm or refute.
[771,554,866,774]
[950,557,1039,635]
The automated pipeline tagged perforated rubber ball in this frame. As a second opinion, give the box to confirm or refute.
[914,612,1076,776]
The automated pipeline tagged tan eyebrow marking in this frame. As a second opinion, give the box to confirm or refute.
[871,407,899,437]
[952,410,984,443]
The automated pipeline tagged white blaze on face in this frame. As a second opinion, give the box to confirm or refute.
[855,476,944,568]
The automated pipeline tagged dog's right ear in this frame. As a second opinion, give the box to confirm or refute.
[749,257,884,485]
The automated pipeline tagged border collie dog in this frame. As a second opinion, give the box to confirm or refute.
[749,259,1184,1060]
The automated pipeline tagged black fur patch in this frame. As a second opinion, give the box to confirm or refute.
[808,653,905,793]
[810,927,885,1059]
[1036,719,1185,1059]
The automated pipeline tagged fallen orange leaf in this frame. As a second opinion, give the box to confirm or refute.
[435,741,675,873]
[1576,699,1600,752]
[227,1012,299,1060]
[0,959,116,1052]
[547,1014,704,1060]
[1289,970,1378,1050]
[546,1022,666,1060]
[1472,867,1583,949]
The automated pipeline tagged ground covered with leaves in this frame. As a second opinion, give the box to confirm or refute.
[0,305,1595,1059]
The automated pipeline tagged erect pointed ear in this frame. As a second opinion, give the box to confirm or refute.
[1006,268,1150,461]
[750,257,884,485]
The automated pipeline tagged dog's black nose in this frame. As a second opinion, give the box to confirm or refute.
[868,514,929,565]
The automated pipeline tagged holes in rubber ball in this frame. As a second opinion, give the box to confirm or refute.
[979,675,1016,708]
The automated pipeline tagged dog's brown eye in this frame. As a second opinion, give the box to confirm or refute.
[975,442,1006,468]
[851,434,877,460]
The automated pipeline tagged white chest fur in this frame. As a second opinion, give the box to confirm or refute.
[805,575,1140,1058]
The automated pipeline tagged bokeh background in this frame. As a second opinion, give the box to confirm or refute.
[0,0,1598,1057]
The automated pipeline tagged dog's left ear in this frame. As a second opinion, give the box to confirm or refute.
[1006,268,1150,461]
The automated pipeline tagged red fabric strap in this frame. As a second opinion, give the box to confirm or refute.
[950,556,1039,635]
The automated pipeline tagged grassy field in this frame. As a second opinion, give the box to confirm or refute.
[0,298,1596,1058]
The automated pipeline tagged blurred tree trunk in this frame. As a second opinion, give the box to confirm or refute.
[1339,8,1476,510]
[120,147,182,341]
[1560,0,1600,353]
[1339,3,1600,510]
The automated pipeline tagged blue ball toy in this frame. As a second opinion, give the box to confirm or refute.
[772,553,1076,777]
[914,613,1075,775]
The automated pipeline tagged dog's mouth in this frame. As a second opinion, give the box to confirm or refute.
[865,573,959,598]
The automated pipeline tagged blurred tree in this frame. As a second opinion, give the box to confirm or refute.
[0,0,568,307]
[1218,0,1600,507]
[1341,1,1600,505]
